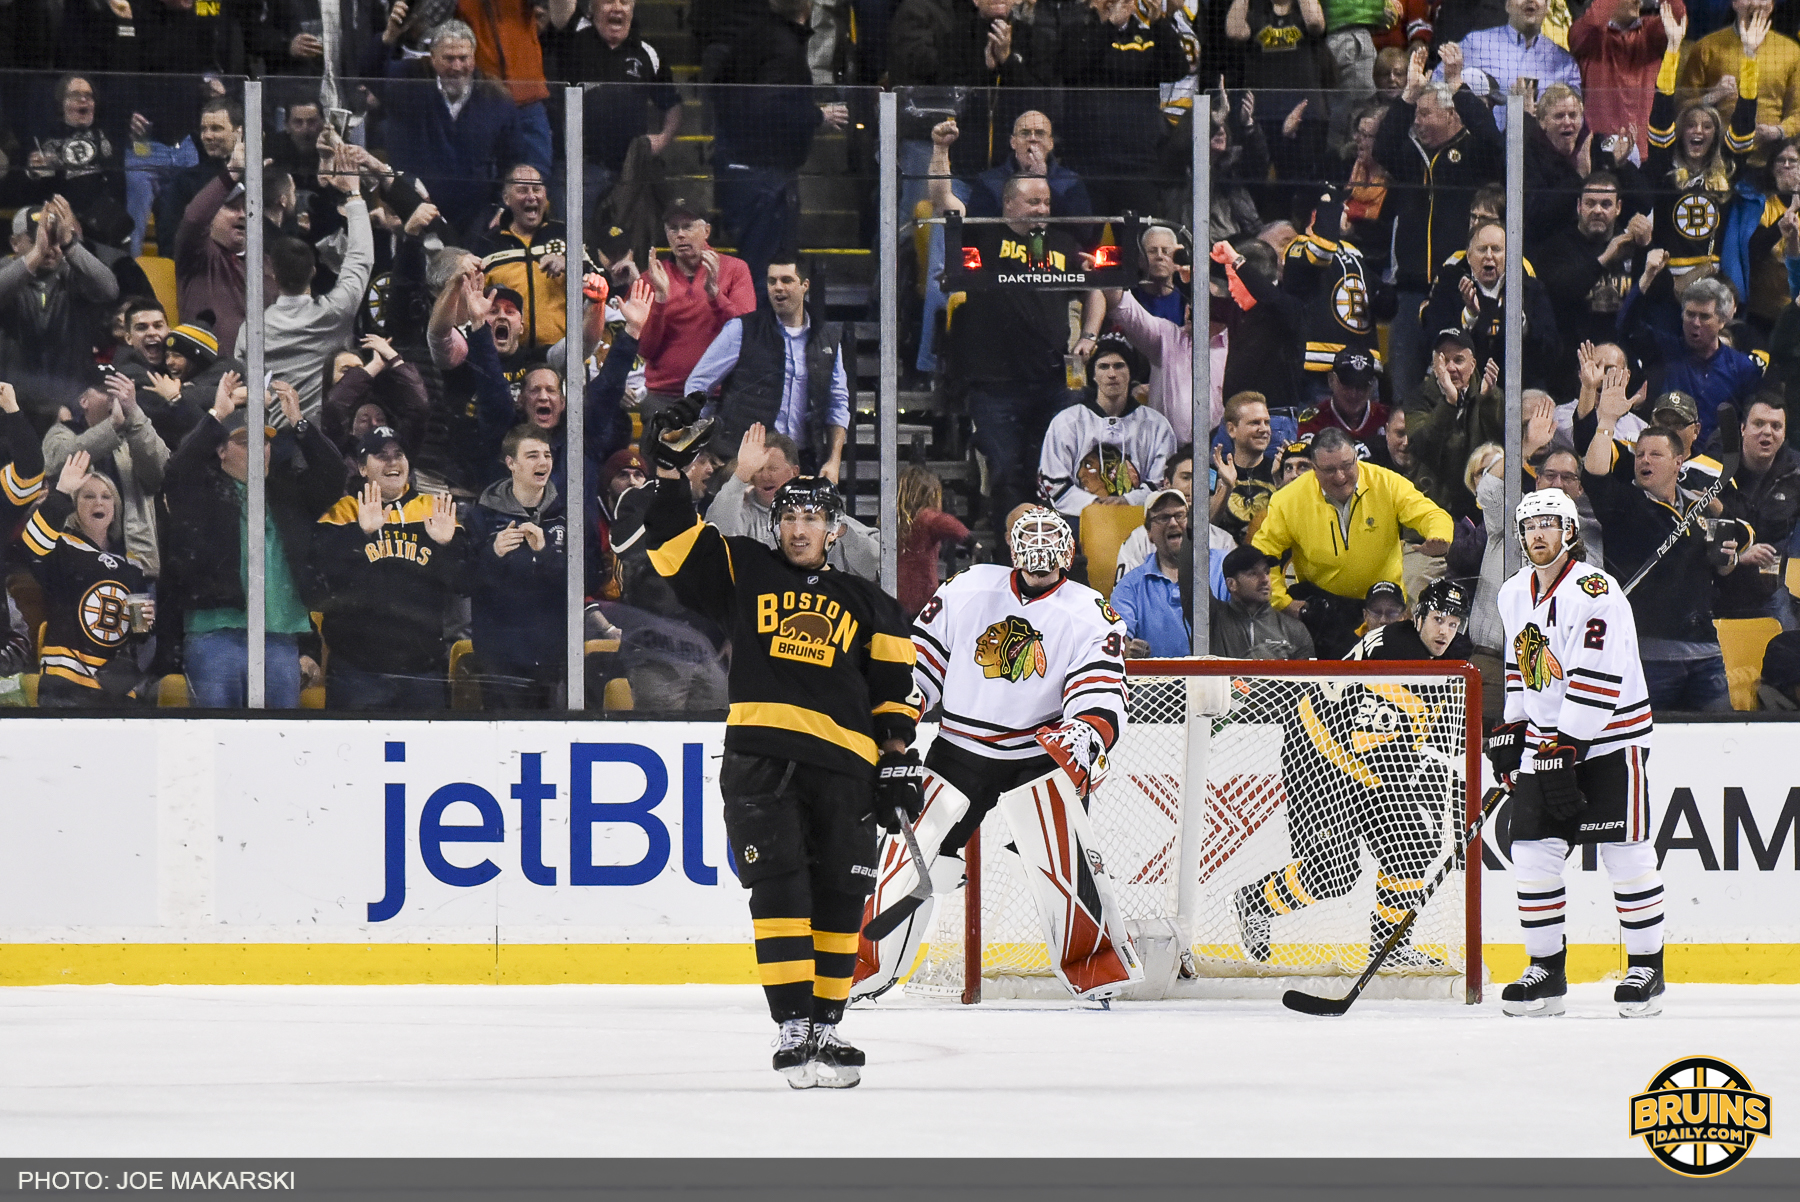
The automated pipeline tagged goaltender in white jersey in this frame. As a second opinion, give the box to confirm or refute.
[852,507,1139,1002]
[1487,489,1665,1019]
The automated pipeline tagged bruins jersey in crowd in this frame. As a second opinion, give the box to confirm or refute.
[1281,232,1388,376]
[314,489,466,674]
[2,405,45,547]
[641,477,919,778]
[21,490,149,691]
[1647,48,1759,271]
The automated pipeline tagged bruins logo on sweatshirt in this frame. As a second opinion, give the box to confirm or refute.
[975,616,1047,683]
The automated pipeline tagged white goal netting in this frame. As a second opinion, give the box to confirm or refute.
[906,664,1480,1002]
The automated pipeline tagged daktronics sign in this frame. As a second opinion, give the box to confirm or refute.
[367,739,729,921]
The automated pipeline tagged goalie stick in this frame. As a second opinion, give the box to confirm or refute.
[1621,402,1740,597]
[861,808,934,942]
[1282,785,1508,1017]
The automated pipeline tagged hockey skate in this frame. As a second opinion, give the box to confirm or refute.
[1234,885,1270,962]
[1382,943,1447,971]
[810,1024,864,1089]
[1615,952,1665,1018]
[772,1019,816,1089]
[1501,948,1567,1017]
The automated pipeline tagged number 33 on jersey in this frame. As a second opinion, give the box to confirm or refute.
[912,564,1129,759]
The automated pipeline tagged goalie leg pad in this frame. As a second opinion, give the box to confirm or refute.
[996,763,1143,1002]
[850,773,973,1000]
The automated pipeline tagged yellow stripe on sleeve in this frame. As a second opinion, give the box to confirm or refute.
[22,510,59,556]
[647,517,707,578]
[870,632,917,664]
[1656,48,1679,94]
[873,701,921,721]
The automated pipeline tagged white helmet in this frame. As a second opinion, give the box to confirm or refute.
[1009,506,1075,575]
[1515,489,1580,556]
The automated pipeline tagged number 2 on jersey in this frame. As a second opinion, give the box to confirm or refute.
[1585,618,1606,650]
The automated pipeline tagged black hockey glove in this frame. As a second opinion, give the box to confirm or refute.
[873,749,925,832]
[1484,721,1527,784]
[641,394,711,472]
[1531,738,1586,822]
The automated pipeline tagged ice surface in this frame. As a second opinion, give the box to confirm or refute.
[2,984,1796,1157]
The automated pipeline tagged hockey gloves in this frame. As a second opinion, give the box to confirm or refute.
[1531,737,1587,822]
[1484,721,1527,785]
[642,394,712,472]
[874,749,926,832]
[1036,719,1109,798]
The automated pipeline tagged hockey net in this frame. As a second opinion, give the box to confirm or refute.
[904,659,1484,1003]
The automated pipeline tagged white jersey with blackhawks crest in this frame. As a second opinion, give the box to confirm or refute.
[1498,558,1652,763]
[913,564,1129,759]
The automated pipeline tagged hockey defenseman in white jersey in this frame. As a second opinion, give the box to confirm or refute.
[1488,490,1664,1017]
[851,506,1140,1002]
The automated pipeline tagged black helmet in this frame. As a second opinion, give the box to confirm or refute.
[769,476,845,534]
[1416,577,1472,622]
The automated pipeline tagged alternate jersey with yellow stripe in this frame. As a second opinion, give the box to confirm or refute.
[1281,233,1384,375]
[2,406,46,547]
[313,488,466,675]
[1647,47,1759,271]
[640,477,918,778]
[21,489,149,690]
[912,563,1128,761]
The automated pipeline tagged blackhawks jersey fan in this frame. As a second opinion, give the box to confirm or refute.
[1490,489,1663,1018]
[627,410,922,1089]
[1037,336,1176,518]
[1231,579,1473,971]
[852,506,1137,1003]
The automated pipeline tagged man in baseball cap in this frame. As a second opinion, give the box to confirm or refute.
[1650,390,1701,456]
[1303,346,1389,442]
[1111,487,1195,658]
[1212,544,1314,658]
[1362,580,1408,635]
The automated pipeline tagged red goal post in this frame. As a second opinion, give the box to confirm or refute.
[917,657,1486,1005]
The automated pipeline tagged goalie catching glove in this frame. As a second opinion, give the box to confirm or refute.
[1484,720,1526,785]
[641,394,714,472]
[1531,736,1586,822]
[873,749,925,832]
[1035,719,1108,797]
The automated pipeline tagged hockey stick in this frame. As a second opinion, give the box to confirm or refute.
[1281,785,1508,1017]
[861,809,935,942]
[1622,403,1740,597]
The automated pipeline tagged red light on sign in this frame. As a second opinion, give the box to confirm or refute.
[1091,245,1121,269]
[962,247,983,271]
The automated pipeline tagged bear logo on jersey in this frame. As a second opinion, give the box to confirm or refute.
[1580,574,1609,597]
[1514,622,1564,691]
[974,615,1048,682]
[772,610,837,667]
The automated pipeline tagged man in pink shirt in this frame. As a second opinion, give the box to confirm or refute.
[1570,0,1685,159]
[636,198,757,416]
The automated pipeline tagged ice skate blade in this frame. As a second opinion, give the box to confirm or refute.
[1618,996,1663,1019]
[814,1064,860,1089]
[1501,996,1566,1017]
[779,1063,818,1089]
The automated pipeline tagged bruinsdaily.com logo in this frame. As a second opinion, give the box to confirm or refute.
[1629,1056,1772,1177]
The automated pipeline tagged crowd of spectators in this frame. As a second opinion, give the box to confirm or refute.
[7,0,1800,714]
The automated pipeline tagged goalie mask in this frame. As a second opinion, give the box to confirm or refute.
[1515,489,1580,562]
[1008,506,1075,576]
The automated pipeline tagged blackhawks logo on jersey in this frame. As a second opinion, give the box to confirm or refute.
[1076,443,1141,498]
[1514,622,1564,691]
[1096,598,1122,625]
[974,615,1048,682]
[1579,574,1609,597]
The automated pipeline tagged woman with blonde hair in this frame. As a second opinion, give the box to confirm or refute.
[21,449,155,706]
[896,464,970,617]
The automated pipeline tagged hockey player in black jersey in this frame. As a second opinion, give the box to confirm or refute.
[1233,578,1474,969]
[1345,578,1474,662]
[625,413,922,1089]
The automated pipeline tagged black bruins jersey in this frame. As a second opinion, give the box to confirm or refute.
[642,478,919,778]
[1230,673,1463,815]
[2,406,45,553]
[1281,233,1389,376]
[22,490,149,691]
[1647,50,1759,270]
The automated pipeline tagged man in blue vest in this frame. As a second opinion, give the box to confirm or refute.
[683,255,851,482]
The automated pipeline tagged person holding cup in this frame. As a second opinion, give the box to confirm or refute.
[1716,395,1800,619]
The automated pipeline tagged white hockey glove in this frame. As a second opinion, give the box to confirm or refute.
[1035,719,1109,797]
